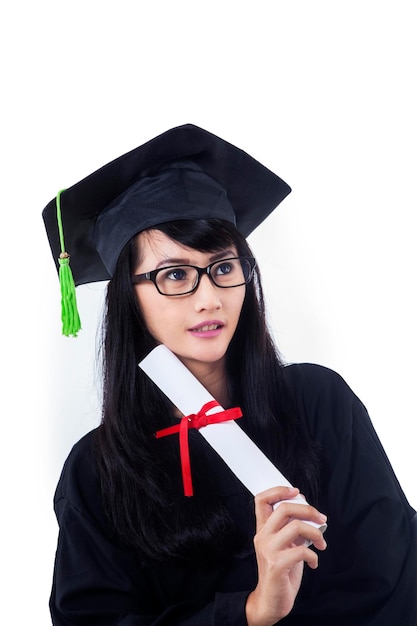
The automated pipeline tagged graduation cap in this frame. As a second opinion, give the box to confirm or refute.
[42,123,291,336]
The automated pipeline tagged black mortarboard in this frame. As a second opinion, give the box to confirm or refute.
[42,123,291,287]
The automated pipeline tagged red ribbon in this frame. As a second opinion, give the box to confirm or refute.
[155,400,242,496]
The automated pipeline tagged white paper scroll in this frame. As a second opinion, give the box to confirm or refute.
[139,345,327,537]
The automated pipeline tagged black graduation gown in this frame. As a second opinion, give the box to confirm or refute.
[49,364,417,625]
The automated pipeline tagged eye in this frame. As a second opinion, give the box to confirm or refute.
[163,267,188,281]
[214,260,235,276]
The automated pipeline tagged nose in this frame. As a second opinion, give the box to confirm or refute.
[193,273,222,311]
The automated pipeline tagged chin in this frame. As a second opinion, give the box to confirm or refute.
[179,349,227,368]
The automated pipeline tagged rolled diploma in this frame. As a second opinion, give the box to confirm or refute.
[139,345,326,536]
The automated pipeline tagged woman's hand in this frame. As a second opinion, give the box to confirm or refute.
[245,486,327,626]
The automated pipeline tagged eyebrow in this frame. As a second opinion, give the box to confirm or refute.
[155,249,236,269]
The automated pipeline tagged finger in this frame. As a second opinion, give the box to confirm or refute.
[281,543,320,570]
[294,544,321,570]
[267,501,327,534]
[254,486,300,528]
[258,540,321,576]
[265,517,328,553]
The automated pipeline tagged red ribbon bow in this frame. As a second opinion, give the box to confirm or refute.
[155,400,242,496]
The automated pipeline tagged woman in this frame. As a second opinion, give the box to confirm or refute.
[43,124,417,625]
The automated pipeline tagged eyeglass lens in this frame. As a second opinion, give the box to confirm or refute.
[156,258,253,295]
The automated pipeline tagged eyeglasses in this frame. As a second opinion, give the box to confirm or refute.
[131,256,256,296]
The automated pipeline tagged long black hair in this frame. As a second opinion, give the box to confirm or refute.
[94,219,320,564]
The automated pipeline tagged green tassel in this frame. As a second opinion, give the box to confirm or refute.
[58,253,81,337]
[56,189,82,337]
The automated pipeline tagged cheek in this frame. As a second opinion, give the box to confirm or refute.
[137,293,182,344]
[233,289,246,318]
[143,306,165,336]
[135,289,163,333]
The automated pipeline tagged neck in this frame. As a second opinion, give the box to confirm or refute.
[179,357,230,408]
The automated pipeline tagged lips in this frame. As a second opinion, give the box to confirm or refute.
[193,323,220,332]
[189,320,224,333]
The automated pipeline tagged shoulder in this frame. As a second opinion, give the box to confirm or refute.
[283,362,367,443]
[54,428,105,527]
[284,362,361,405]
[56,428,98,490]
[285,362,354,396]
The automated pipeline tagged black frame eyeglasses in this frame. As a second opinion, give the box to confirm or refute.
[131,256,256,296]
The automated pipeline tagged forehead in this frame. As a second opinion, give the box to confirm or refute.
[135,229,237,269]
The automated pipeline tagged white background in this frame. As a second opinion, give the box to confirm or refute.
[1,1,416,623]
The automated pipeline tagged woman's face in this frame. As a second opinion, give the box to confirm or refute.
[133,229,246,380]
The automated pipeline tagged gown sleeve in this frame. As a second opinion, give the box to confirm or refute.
[49,432,253,626]
[285,364,417,626]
